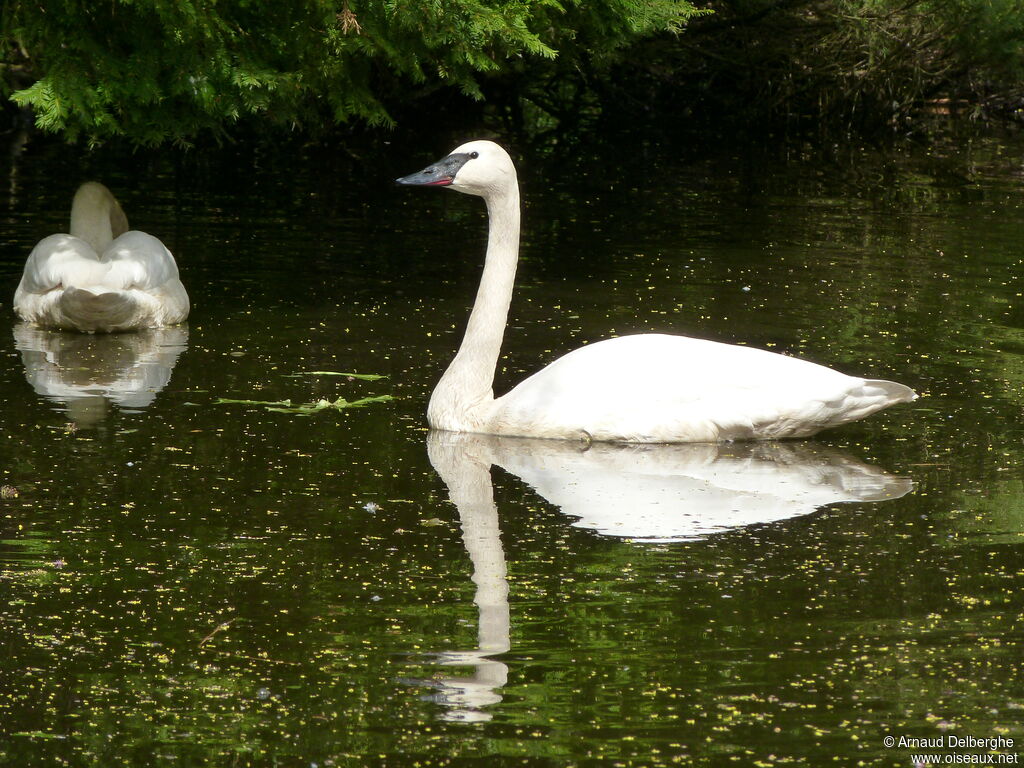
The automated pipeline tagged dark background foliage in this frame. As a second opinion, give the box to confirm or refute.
[1,0,1022,146]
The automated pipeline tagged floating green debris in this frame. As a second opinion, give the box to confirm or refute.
[13,731,66,740]
[215,395,393,415]
[284,371,388,381]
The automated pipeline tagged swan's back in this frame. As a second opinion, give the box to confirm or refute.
[14,183,189,333]
[488,334,915,442]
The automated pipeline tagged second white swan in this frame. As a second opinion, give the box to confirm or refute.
[15,182,189,333]
[397,140,916,443]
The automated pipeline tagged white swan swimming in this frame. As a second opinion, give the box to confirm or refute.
[397,140,917,443]
[14,182,189,333]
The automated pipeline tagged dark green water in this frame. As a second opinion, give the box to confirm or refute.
[0,133,1022,767]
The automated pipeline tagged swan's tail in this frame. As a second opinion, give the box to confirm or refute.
[59,287,138,332]
[863,378,918,405]
[828,377,917,429]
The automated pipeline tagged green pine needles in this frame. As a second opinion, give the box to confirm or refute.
[7,0,1017,145]
[1,0,704,145]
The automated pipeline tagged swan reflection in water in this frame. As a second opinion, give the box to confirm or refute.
[13,323,188,427]
[424,430,913,721]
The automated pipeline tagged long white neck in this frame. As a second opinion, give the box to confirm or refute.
[428,180,521,431]
[69,183,128,253]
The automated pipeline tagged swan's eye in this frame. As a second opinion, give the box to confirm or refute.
[470,151,479,159]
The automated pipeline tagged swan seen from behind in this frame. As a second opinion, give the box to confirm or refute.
[15,182,189,333]
[397,140,916,443]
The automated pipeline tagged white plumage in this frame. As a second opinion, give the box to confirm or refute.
[399,140,916,443]
[14,182,189,333]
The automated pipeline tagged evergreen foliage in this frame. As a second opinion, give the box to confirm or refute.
[0,0,703,145]
[2,0,1021,144]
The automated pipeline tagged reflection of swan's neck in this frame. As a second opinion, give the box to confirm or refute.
[432,439,511,656]
[436,470,511,720]
[69,183,128,253]
[429,183,521,431]
[459,475,511,657]
[427,433,511,720]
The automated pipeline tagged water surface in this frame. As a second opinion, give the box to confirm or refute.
[0,134,1022,766]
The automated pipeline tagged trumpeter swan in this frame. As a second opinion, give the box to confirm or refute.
[397,140,916,442]
[14,182,189,332]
